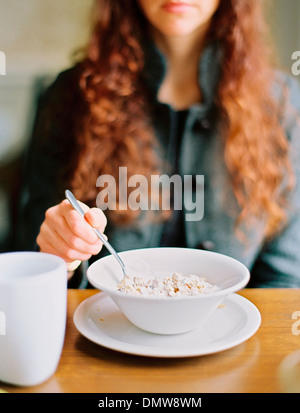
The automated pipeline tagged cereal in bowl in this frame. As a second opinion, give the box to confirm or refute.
[116,272,217,297]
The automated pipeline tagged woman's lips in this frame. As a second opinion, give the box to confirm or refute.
[162,2,194,14]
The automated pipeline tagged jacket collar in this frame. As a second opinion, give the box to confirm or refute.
[141,35,223,114]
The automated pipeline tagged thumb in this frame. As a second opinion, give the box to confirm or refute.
[84,207,107,232]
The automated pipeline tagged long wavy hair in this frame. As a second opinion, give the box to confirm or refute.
[68,0,294,238]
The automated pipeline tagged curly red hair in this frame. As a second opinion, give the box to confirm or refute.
[70,0,294,238]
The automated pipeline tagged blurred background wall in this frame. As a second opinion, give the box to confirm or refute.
[268,0,300,70]
[0,0,300,251]
[0,0,94,250]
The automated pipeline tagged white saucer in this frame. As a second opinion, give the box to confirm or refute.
[73,292,261,358]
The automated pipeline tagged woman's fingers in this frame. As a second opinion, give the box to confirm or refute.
[37,199,107,263]
[37,228,93,262]
[39,219,99,261]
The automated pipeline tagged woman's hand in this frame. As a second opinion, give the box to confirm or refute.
[37,199,107,266]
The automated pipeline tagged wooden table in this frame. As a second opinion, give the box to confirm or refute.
[1,289,300,394]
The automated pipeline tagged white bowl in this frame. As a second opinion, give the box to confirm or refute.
[87,247,250,335]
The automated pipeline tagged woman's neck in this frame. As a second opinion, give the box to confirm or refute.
[151,25,209,110]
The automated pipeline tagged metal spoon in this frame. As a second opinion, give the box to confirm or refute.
[65,189,127,278]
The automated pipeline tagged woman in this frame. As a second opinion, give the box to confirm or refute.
[16,0,300,288]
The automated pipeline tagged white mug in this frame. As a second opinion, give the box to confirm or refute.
[0,251,67,386]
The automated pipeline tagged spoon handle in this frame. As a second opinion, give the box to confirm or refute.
[65,190,127,276]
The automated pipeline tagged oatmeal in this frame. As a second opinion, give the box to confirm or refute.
[116,272,217,297]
